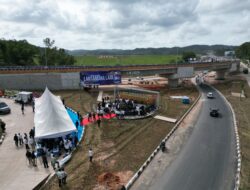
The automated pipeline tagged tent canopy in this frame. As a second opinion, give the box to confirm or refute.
[34,87,77,139]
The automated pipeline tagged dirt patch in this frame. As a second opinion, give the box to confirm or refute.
[96,171,133,190]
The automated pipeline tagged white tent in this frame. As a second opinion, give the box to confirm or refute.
[34,87,77,139]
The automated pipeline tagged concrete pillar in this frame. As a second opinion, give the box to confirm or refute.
[216,70,226,80]
[168,78,179,88]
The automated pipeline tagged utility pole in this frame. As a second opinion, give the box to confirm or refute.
[45,47,48,67]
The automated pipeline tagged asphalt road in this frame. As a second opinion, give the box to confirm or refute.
[149,84,236,190]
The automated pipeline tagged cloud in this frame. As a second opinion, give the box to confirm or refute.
[0,0,249,49]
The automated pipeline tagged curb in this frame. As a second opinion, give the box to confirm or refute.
[208,85,241,190]
[125,91,202,189]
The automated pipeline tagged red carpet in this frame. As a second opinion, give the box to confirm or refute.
[81,113,116,125]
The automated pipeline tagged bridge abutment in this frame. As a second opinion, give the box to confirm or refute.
[168,78,179,88]
[216,70,226,80]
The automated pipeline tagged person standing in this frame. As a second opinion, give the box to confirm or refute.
[31,150,37,167]
[75,120,79,128]
[97,118,101,128]
[42,153,49,168]
[88,148,93,163]
[61,168,67,184]
[32,100,35,113]
[88,112,92,122]
[18,133,23,146]
[13,134,18,147]
[26,150,32,165]
[24,136,30,150]
[92,112,96,121]
[56,169,64,187]
[21,101,24,114]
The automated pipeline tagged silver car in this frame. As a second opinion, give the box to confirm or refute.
[0,102,11,115]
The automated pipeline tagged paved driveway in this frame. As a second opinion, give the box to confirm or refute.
[0,98,52,190]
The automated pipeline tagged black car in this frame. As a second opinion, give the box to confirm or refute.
[210,108,219,117]
[0,102,11,115]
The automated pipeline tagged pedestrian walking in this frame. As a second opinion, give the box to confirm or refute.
[21,101,24,114]
[26,150,32,165]
[97,118,101,127]
[42,153,49,168]
[88,148,93,163]
[13,134,18,147]
[18,133,23,146]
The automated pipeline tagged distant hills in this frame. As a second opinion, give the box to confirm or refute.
[67,45,237,56]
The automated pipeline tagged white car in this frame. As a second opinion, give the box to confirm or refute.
[207,92,214,99]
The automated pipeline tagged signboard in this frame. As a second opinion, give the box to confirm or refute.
[80,71,121,85]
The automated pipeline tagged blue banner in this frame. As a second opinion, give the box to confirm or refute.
[80,71,121,85]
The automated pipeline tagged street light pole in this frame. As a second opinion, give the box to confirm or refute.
[45,47,48,67]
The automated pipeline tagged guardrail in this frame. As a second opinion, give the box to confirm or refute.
[0,61,238,74]
[209,86,241,190]
[125,90,202,189]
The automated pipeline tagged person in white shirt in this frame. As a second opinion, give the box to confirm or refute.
[88,148,93,163]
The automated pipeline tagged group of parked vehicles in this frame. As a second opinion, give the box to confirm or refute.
[0,91,34,115]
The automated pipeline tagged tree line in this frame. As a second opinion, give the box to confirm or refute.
[236,42,250,60]
[0,38,75,66]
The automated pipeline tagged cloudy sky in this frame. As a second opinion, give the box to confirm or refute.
[0,0,249,50]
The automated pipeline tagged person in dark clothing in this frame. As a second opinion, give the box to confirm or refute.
[0,120,6,133]
[160,141,166,152]
[31,151,37,166]
[75,120,79,128]
[21,101,24,114]
[97,118,101,127]
[26,150,32,165]
[13,134,18,147]
[92,112,96,121]
[62,98,65,105]
[88,112,92,121]
[42,153,49,168]
[32,100,35,112]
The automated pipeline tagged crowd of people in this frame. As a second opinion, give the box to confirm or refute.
[95,96,156,118]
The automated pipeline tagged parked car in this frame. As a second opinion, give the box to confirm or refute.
[210,108,219,117]
[207,92,214,99]
[15,91,33,104]
[0,102,11,115]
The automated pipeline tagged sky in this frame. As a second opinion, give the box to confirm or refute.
[0,0,249,50]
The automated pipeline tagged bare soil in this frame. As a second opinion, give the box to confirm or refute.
[43,85,198,190]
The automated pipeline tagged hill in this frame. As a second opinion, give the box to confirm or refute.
[67,45,237,56]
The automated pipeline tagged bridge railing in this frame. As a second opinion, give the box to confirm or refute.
[0,59,239,72]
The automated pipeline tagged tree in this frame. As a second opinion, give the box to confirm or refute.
[43,38,55,66]
[182,51,196,62]
[43,38,55,49]
[236,42,250,60]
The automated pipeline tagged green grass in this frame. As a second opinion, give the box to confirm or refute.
[74,55,181,66]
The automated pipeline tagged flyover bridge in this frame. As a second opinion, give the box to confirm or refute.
[0,61,240,90]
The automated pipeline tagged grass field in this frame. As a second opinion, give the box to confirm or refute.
[75,55,181,66]
[214,80,250,190]
[44,86,198,190]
